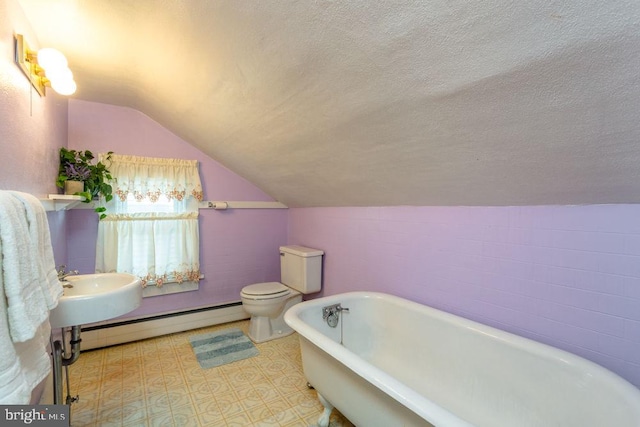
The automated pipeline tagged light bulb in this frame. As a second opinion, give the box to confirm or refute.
[37,48,68,71]
[51,78,76,96]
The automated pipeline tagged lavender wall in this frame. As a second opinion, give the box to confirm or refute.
[0,0,68,266]
[67,100,288,317]
[289,205,640,387]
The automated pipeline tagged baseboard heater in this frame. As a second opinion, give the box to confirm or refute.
[79,301,249,350]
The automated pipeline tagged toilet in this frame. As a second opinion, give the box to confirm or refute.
[241,245,324,343]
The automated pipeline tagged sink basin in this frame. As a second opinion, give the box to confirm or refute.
[49,273,143,328]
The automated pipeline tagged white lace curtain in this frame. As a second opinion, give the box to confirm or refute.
[107,154,203,202]
[95,154,203,287]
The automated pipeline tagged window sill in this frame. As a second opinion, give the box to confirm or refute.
[142,280,199,298]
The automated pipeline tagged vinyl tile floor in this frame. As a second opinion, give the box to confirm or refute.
[66,320,354,427]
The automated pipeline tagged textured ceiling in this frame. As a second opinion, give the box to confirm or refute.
[17,0,640,207]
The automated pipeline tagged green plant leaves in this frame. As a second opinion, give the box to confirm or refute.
[57,148,115,220]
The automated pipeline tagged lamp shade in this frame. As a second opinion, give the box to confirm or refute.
[45,66,73,83]
[51,78,77,96]
[37,48,68,71]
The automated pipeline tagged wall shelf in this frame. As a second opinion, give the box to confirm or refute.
[42,194,86,211]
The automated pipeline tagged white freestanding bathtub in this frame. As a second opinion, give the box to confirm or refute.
[284,292,640,427]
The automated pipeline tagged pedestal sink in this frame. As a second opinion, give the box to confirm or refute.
[49,273,143,328]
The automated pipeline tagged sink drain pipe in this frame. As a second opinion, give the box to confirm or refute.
[51,326,82,405]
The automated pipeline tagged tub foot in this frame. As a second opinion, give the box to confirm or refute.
[317,393,333,427]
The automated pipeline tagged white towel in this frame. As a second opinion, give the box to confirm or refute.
[0,234,51,404]
[0,191,50,342]
[10,191,63,310]
[14,322,52,398]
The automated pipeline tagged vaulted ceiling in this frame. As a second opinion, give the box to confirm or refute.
[17,0,640,207]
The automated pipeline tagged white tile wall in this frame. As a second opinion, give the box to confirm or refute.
[289,204,640,387]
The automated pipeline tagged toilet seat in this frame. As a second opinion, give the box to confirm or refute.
[241,282,291,300]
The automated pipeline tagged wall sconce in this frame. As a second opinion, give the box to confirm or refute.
[13,34,76,96]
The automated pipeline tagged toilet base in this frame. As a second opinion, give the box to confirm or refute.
[247,294,302,343]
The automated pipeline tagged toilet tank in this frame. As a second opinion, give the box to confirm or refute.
[280,245,324,294]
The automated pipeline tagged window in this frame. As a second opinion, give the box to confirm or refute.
[121,193,176,213]
[95,154,203,289]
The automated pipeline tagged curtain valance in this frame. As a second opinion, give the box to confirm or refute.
[104,154,203,202]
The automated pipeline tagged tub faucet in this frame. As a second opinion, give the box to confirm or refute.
[57,265,79,281]
[322,303,349,328]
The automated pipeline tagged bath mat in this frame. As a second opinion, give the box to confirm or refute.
[189,328,259,369]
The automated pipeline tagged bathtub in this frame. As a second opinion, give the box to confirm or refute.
[284,291,640,427]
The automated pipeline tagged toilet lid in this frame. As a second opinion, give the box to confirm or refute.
[242,282,290,298]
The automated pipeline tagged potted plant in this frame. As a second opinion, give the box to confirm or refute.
[56,148,114,219]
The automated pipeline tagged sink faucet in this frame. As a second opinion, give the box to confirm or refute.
[57,265,79,281]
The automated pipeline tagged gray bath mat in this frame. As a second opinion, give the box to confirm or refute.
[189,328,259,369]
